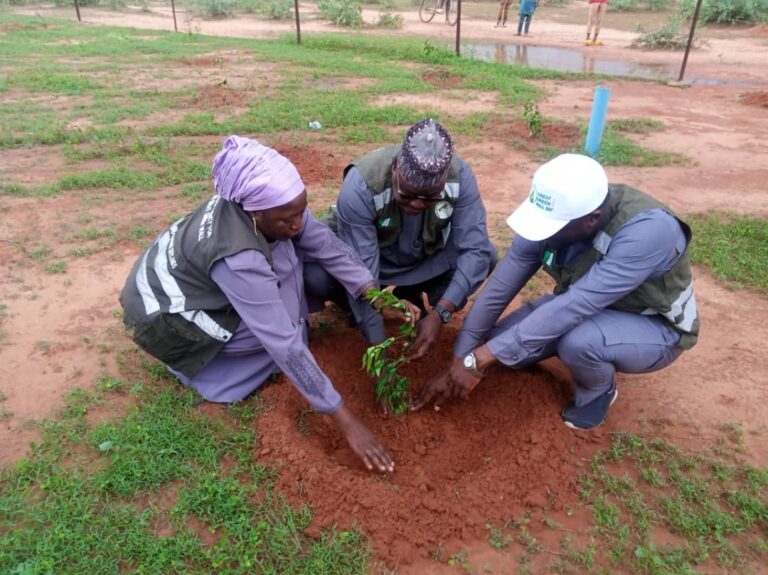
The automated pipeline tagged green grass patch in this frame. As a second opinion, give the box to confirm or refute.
[59,167,160,191]
[592,125,687,167]
[607,117,666,134]
[8,67,100,96]
[0,371,371,574]
[575,433,768,574]
[688,212,768,294]
[537,117,686,167]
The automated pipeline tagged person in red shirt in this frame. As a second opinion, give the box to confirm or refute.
[585,0,608,46]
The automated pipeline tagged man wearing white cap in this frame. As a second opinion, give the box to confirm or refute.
[413,153,699,429]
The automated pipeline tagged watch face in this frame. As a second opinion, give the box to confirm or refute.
[463,354,474,368]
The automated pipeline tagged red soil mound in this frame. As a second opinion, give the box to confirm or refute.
[256,321,610,565]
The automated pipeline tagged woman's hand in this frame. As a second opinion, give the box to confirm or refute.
[330,404,395,473]
[365,287,421,326]
[376,297,421,327]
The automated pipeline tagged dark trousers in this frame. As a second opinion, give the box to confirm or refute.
[517,14,532,34]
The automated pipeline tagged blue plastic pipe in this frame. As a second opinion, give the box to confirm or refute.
[584,85,611,157]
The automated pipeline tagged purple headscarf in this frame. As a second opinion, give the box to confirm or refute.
[212,135,305,211]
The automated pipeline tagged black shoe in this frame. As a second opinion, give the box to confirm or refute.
[561,385,618,430]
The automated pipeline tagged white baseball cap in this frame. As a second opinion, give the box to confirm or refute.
[506,154,608,241]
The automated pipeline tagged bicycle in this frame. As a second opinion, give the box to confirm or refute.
[419,0,458,26]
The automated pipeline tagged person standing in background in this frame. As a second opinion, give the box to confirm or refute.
[516,0,538,36]
[585,0,608,45]
[495,0,512,28]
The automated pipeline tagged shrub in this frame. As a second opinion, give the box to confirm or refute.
[236,0,266,12]
[631,15,699,49]
[191,0,236,17]
[678,0,768,24]
[263,0,293,19]
[611,0,669,11]
[377,0,403,28]
[317,0,363,27]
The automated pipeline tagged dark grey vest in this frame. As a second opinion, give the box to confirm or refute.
[120,196,271,377]
[541,185,699,349]
[345,145,461,255]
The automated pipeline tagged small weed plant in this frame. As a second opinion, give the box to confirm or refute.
[523,102,542,137]
[361,289,415,416]
[377,0,403,28]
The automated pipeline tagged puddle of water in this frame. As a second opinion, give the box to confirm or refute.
[462,42,748,85]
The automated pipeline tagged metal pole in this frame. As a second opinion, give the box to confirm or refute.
[170,0,178,32]
[454,0,462,56]
[678,0,703,82]
[294,0,302,44]
[73,0,81,22]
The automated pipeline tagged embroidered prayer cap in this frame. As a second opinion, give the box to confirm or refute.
[507,153,608,241]
[212,135,305,212]
[398,118,454,189]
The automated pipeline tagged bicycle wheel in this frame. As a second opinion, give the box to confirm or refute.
[419,0,438,23]
[446,0,458,26]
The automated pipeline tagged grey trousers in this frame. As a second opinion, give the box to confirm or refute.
[491,294,684,407]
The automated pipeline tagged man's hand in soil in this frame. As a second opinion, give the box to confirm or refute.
[331,404,395,473]
[411,345,495,410]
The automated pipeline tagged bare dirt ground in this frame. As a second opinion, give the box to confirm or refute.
[1,2,768,570]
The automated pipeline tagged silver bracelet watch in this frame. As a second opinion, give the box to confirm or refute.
[462,352,485,379]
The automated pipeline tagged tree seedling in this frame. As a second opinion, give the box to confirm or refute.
[362,289,416,416]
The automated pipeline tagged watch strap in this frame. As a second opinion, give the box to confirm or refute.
[432,303,452,324]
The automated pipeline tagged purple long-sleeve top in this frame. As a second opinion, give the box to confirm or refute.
[337,160,495,343]
[193,209,373,413]
[454,208,689,364]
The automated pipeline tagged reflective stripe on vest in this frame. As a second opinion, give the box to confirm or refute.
[135,221,233,343]
[642,281,698,333]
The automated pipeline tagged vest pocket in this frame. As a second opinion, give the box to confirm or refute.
[132,313,205,367]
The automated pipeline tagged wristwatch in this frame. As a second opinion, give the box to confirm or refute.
[463,352,485,379]
[432,303,452,324]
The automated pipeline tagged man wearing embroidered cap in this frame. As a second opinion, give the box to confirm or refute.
[414,153,700,430]
[305,119,496,411]
[120,135,396,473]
